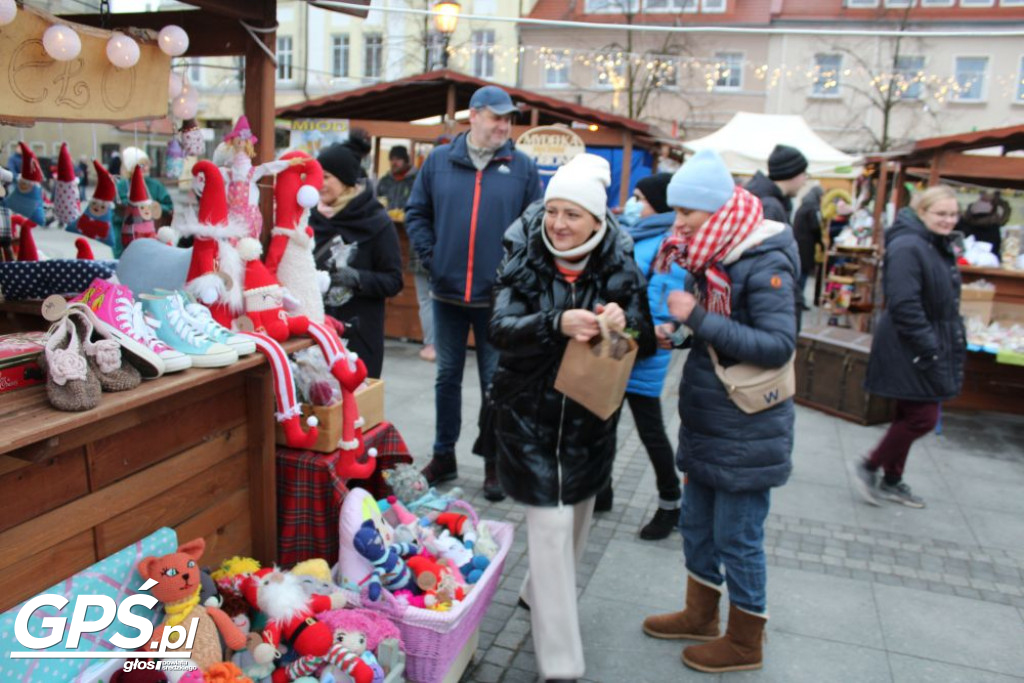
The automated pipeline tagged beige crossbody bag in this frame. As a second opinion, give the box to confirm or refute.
[707,345,795,414]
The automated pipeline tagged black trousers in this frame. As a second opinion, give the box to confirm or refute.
[626,392,682,503]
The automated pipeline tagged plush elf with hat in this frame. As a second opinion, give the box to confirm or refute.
[68,161,117,247]
[121,164,158,248]
[6,142,46,226]
[53,143,81,226]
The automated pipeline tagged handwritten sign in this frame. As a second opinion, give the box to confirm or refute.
[517,126,586,176]
[288,119,351,156]
[0,6,171,124]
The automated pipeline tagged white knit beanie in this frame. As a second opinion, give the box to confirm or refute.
[544,153,611,220]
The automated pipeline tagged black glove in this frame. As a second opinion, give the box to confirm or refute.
[331,266,361,290]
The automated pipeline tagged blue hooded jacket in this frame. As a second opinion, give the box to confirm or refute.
[405,133,541,305]
[625,212,687,397]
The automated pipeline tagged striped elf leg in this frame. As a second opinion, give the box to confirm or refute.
[242,330,318,450]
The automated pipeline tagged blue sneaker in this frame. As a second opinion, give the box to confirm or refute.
[155,289,257,356]
[139,293,238,368]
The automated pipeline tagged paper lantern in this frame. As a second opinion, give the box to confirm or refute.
[168,72,183,99]
[171,83,199,119]
[43,25,81,61]
[106,32,140,68]
[0,0,17,26]
[158,25,189,57]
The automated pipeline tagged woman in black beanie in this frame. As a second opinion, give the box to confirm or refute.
[310,142,404,378]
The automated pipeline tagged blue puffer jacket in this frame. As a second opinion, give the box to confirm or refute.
[625,212,687,397]
[676,221,798,493]
[405,133,542,305]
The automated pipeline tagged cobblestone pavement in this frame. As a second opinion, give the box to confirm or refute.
[382,340,1024,682]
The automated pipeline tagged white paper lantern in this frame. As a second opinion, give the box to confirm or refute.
[158,25,189,57]
[171,83,199,119]
[168,72,183,99]
[106,32,140,68]
[43,25,81,61]
[0,0,17,26]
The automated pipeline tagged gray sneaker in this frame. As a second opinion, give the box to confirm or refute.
[878,481,926,509]
[849,460,881,506]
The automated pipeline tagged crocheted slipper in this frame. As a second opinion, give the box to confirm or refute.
[67,308,141,392]
[41,316,101,411]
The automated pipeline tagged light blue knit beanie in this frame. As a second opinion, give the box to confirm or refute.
[667,148,735,213]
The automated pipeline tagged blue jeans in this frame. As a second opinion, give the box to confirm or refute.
[680,478,771,614]
[432,299,498,458]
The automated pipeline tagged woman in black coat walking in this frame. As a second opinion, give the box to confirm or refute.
[489,153,654,682]
[311,143,403,378]
[852,185,965,509]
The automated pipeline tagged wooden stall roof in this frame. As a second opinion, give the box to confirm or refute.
[883,124,1024,191]
[275,69,656,145]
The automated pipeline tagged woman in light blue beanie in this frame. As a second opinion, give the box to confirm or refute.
[642,147,799,674]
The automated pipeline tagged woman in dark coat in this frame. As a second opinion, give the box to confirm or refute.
[792,185,823,305]
[853,185,965,509]
[489,154,654,682]
[310,143,403,378]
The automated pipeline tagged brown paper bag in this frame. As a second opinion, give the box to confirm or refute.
[554,314,638,420]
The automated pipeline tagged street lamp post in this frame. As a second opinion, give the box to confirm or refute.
[433,0,460,69]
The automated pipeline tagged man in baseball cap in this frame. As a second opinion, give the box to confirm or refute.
[468,85,519,116]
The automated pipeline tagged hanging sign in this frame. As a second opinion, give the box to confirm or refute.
[0,6,171,124]
[288,119,351,156]
[516,126,586,181]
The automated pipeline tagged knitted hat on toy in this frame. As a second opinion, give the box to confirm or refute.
[91,160,116,205]
[194,160,228,226]
[274,150,323,230]
[128,165,151,207]
[224,115,257,145]
[18,142,43,184]
[238,238,279,312]
[57,143,76,183]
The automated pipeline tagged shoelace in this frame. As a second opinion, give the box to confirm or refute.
[115,295,167,353]
[183,301,228,341]
[167,297,211,347]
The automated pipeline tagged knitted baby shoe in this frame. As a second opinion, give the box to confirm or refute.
[67,308,141,392]
[41,316,101,411]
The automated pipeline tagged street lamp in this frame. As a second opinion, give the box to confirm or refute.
[432,0,460,68]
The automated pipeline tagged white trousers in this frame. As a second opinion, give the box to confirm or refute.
[521,498,595,680]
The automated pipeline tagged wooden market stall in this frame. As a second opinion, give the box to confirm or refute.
[275,69,665,341]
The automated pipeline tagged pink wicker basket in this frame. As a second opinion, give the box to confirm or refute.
[343,514,514,683]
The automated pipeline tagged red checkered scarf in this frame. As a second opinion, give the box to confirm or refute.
[653,185,763,317]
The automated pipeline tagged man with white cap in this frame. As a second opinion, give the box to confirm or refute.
[405,85,542,501]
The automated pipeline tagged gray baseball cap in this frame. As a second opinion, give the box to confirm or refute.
[469,85,517,115]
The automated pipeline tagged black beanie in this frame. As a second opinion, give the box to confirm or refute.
[389,145,410,162]
[635,172,673,215]
[768,144,809,181]
[317,143,361,187]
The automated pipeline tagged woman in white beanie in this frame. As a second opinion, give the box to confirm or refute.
[641,148,798,673]
[487,153,655,683]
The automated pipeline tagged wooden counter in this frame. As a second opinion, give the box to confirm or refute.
[0,340,306,612]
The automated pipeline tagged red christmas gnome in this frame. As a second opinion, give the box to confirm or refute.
[53,142,81,225]
[69,160,116,246]
[122,164,157,248]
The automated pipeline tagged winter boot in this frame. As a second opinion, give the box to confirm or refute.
[642,575,722,641]
[483,458,505,502]
[682,603,766,673]
[639,506,680,540]
[421,452,458,485]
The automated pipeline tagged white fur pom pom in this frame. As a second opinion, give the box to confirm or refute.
[297,184,319,209]
[307,415,319,428]
[156,226,178,246]
[237,237,263,261]
[368,447,378,459]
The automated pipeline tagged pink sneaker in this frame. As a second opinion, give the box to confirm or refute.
[69,279,186,378]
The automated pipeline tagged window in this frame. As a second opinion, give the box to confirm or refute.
[189,59,202,85]
[471,30,495,79]
[331,34,349,78]
[427,32,446,70]
[1018,56,1024,102]
[812,53,842,96]
[713,52,743,90]
[544,52,570,87]
[276,36,293,81]
[1001,0,1024,6]
[642,0,697,10]
[844,0,879,6]
[884,0,913,7]
[895,55,925,99]
[585,0,639,12]
[959,0,994,6]
[920,0,953,6]
[656,58,677,88]
[954,56,987,101]
[702,0,726,10]
[364,34,383,79]
[594,54,626,88]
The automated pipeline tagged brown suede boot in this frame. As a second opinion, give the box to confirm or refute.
[682,603,766,673]
[641,575,721,641]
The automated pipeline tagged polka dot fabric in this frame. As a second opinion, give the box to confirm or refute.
[0,527,177,682]
[0,260,116,301]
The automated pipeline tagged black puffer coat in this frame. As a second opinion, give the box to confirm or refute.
[745,171,792,225]
[489,204,656,507]
[866,208,965,402]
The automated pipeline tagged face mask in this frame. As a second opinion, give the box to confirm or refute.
[621,196,643,225]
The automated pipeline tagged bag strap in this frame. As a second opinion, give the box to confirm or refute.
[705,344,732,389]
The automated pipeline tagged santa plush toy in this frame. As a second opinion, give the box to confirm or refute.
[53,142,81,225]
[122,164,157,248]
[68,161,116,247]
[7,142,45,225]
[241,568,345,674]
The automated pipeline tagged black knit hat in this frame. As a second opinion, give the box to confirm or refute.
[768,144,809,181]
[389,145,410,162]
[317,143,361,187]
[635,172,673,215]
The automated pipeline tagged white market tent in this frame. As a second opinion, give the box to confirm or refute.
[683,112,859,178]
